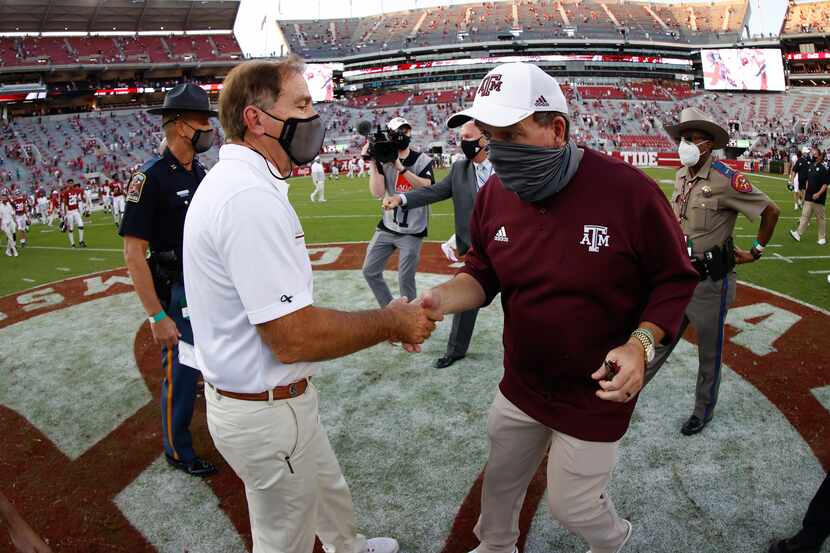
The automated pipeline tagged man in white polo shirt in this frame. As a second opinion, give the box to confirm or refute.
[183,58,437,553]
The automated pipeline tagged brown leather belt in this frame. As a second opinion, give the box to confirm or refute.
[215,378,309,402]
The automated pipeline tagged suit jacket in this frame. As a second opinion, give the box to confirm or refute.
[403,159,478,255]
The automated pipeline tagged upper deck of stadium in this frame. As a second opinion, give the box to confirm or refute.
[277,0,751,60]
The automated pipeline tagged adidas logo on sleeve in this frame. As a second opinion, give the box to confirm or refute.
[494,226,509,243]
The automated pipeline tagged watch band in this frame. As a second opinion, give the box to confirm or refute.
[631,328,655,363]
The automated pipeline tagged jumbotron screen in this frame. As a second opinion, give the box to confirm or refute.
[304,63,341,103]
[701,49,785,92]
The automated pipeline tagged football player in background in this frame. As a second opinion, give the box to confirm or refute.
[47,187,61,226]
[62,179,86,248]
[12,191,28,248]
[110,175,126,227]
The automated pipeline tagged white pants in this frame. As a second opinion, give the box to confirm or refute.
[311,179,326,202]
[0,220,17,253]
[475,391,627,553]
[113,196,125,216]
[206,382,366,553]
[65,210,83,230]
[15,215,27,231]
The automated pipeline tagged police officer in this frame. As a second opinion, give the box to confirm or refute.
[645,107,781,436]
[119,83,218,476]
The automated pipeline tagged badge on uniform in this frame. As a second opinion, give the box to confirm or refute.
[127,173,147,203]
[701,186,712,197]
[731,173,753,194]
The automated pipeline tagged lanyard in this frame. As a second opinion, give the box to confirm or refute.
[677,175,700,223]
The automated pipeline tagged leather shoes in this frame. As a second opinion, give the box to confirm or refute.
[165,455,218,477]
[434,355,464,369]
[768,535,821,553]
[680,415,709,436]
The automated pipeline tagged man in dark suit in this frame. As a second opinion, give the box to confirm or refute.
[383,120,492,368]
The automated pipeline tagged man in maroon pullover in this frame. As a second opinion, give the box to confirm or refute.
[417,63,699,553]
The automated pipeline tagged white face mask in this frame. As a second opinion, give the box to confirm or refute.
[678,138,702,167]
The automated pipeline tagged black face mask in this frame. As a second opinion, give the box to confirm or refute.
[260,109,326,166]
[461,138,486,161]
[389,130,411,151]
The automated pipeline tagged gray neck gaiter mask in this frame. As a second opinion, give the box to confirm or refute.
[489,139,583,203]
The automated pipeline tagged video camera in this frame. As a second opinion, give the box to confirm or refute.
[357,120,402,164]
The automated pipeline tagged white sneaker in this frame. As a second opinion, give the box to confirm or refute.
[789,229,801,242]
[819,239,827,246]
[827,275,830,285]
[367,537,399,553]
[586,519,632,553]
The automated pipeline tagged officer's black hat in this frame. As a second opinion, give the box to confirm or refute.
[147,83,218,116]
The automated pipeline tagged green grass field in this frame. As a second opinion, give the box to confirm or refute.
[1,166,829,310]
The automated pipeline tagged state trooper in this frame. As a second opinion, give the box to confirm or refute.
[645,107,780,436]
[119,83,218,476]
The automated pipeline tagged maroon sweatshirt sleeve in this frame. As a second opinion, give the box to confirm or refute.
[635,180,699,344]
[458,188,501,305]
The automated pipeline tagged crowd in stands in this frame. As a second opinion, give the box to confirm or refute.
[0,33,242,67]
[280,0,749,59]
[3,76,829,193]
[0,110,222,194]
[782,0,830,34]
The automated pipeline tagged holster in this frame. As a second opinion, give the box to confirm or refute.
[147,250,182,307]
[702,237,736,282]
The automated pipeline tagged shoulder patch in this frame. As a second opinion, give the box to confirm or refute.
[711,160,735,179]
[731,172,753,193]
[127,173,146,203]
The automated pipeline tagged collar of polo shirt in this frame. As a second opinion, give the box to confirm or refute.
[220,144,289,194]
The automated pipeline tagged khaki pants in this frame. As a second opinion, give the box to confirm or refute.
[797,201,826,242]
[206,382,366,553]
[474,391,627,553]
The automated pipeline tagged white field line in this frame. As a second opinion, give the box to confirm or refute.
[55,267,71,272]
[21,278,35,283]
[808,270,830,274]
[26,246,122,253]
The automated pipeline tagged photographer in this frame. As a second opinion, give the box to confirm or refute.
[361,117,435,307]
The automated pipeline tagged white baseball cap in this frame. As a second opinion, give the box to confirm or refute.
[447,62,568,129]
[387,116,411,131]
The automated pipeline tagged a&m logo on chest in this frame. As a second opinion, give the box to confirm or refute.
[581,225,610,253]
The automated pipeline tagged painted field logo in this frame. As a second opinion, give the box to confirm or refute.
[0,242,827,553]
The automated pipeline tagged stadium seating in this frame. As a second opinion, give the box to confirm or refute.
[578,85,628,100]
[628,82,672,101]
[4,75,829,194]
[782,0,830,34]
[0,34,243,67]
[277,0,749,59]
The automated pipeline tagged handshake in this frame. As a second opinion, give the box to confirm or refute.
[383,290,445,353]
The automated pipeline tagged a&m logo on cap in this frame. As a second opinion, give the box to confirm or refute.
[478,74,503,97]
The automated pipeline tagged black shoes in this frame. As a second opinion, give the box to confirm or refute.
[79,241,87,248]
[434,355,464,369]
[681,415,710,436]
[165,455,218,477]
[769,535,822,553]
